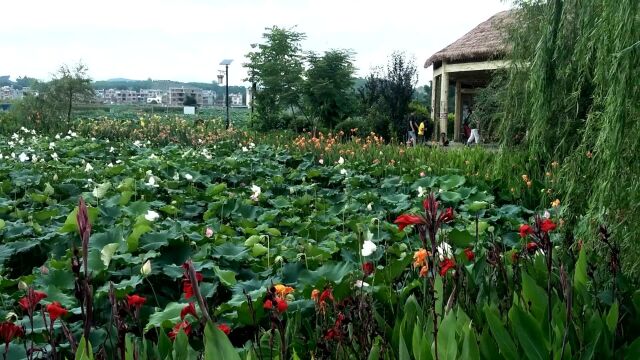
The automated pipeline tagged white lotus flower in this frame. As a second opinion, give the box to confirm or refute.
[11,152,15,158]
[437,242,453,261]
[140,260,152,277]
[109,146,115,153]
[133,140,142,147]
[184,173,193,181]
[146,176,158,187]
[31,155,38,163]
[319,159,324,165]
[49,142,55,150]
[361,240,377,257]
[340,168,348,175]
[144,210,160,222]
[85,163,93,172]
[51,152,59,161]
[417,186,427,197]
[115,160,122,164]
[355,280,370,288]
[249,142,256,148]
[107,162,114,167]
[18,152,29,162]
[338,156,345,165]
[205,227,214,238]
[367,203,373,211]
[55,134,61,140]
[242,146,249,152]
[173,172,180,181]
[250,185,261,201]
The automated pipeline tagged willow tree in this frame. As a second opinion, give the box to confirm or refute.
[499,0,639,273]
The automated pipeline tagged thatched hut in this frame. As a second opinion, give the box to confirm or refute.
[425,9,515,143]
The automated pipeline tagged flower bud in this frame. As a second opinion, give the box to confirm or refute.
[141,260,152,277]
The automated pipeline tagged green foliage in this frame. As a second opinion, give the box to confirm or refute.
[303,49,357,129]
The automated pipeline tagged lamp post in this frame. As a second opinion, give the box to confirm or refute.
[219,59,233,129]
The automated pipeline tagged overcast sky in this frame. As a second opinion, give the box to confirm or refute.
[1,0,512,86]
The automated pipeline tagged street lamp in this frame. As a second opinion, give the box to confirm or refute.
[219,59,233,129]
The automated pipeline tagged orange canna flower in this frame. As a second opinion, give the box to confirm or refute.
[413,248,429,268]
[419,265,429,278]
[274,284,294,298]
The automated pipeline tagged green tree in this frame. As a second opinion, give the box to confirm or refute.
[48,63,95,122]
[245,26,306,130]
[304,49,356,129]
[183,94,197,106]
[357,52,418,140]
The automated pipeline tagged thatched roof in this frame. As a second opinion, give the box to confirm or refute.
[424,10,516,68]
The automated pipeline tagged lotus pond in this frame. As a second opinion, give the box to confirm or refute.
[0,127,638,359]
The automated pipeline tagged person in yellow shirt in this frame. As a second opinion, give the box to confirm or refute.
[417,121,425,144]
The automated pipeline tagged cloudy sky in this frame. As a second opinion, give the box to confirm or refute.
[1,0,512,86]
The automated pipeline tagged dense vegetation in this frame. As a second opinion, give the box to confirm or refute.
[0,1,638,359]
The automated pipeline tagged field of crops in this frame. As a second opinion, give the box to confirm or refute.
[0,122,638,359]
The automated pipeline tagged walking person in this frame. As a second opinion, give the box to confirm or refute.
[466,110,480,146]
[407,114,417,147]
[417,118,425,145]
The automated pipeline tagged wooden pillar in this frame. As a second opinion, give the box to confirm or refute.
[454,80,462,142]
[439,62,449,144]
[430,77,436,141]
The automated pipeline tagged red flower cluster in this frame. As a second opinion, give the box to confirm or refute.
[394,193,455,239]
[519,217,557,255]
[181,263,204,299]
[439,258,456,276]
[263,285,289,314]
[362,262,375,276]
[126,294,146,310]
[0,322,24,346]
[46,301,68,322]
[324,312,346,341]
[169,321,191,340]
[217,323,231,335]
[519,224,533,238]
[180,303,197,320]
[464,248,475,261]
[18,289,47,313]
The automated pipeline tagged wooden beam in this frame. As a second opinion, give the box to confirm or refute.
[454,80,462,142]
[443,60,509,73]
[460,88,481,95]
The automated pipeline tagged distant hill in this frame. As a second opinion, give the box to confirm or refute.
[106,78,136,82]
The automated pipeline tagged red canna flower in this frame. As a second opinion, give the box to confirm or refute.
[46,302,67,322]
[182,271,203,299]
[394,214,424,231]
[217,323,231,335]
[263,299,273,310]
[320,288,334,303]
[362,262,374,276]
[0,322,24,346]
[464,248,475,261]
[439,258,456,276]
[180,302,197,320]
[526,242,539,252]
[519,224,533,238]
[126,294,146,310]
[168,321,191,340]
[275,298,288,313]
[540,219,556,233]
[324,328,338,341]
[438,207,455,223]
[18,290,47,313]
